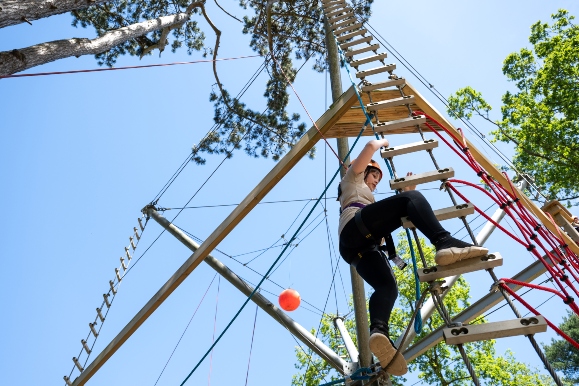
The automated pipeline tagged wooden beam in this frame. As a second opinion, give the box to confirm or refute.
[443,316,547,345]
[71,86,359,386]
[404,82,579,256]
[404,256,553,361]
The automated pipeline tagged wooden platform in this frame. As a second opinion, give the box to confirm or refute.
[324,86,445,138]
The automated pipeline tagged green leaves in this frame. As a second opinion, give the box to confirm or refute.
[72,1,205,66]
[448,9,579,203]
[292,233,552,385]
[69,1,376,163]
[447,86,492,120]
[544,311,579,384]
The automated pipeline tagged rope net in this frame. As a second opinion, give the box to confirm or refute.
[420,111,579,348]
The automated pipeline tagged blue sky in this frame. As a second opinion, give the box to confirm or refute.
[2,1,579,385]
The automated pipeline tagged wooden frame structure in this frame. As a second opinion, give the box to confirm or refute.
[71,78,578,385]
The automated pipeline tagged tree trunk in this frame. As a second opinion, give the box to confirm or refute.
[0,0,110,29]
[0,13,190,76]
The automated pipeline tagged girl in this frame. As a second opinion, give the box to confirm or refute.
[338,139,487,375]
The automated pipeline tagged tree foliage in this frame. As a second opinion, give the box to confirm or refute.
[447,9,579,203]
[292,233,554,385]
[544,312,579,384]
[72,0,206,66]
[2,0,374,162]
[70,0,373,163]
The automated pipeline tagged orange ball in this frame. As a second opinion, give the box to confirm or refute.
[279,288,301,311]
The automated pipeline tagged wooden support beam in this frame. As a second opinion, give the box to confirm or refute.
[404,82,579,256]
[443,316,547,345]
[380,139,438,159]
[402,202,475,229]
[404,256,553,361]
[71,86,359,386]
[389,167,454,190]
[418,252,503,282]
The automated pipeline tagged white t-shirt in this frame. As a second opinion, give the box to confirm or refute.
[338,167,375,235]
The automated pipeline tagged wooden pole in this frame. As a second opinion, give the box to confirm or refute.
[324,16,372,369]
[71,86,358,386]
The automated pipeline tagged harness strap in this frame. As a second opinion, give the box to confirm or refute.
[340,201,366,214]
[355,210,373,240]
[351,209,405,269]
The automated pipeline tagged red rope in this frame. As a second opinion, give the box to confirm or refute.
[447,178,503,207]
[423,121,472,166]
[0,55,260,79]
[501,278,568,300]
[445,182,527,245]
[416,108,579,345]
[500,283,579,349]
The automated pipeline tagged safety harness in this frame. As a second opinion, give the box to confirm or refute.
[342,203,407,269]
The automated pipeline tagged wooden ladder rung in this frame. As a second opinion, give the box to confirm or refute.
[355,63,395,78]
[334,22,364,36]
[326,7,349,18]
[361,78,405,92]
[329,11,354,23]
[322,0,343,5]
[324,2,347,12]
[381,139,438,159]
[350,53,387,67]
[344,44,380,57]
[337,29,368,42]
[389,167,454,190]
[375,115,426,132]
[418,252,502,282]
[402,202,474,229]
[443,316,548,345]
[327,5,353,18]
[340,36,373,50]
[330,18,358,31]
[366,94,413,111]
[325,5,348,16]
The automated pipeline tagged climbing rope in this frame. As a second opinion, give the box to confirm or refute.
[1,55,261,79]
[64,216,148,386]
[244,305,259,386]
[153,273,218,386]
[317,366,376,386]
[178,119,370,385]
[329,14,425,334]
[363,22,548,202]
[419,111,579,350]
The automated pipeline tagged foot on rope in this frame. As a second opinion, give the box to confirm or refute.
[368,332,408,376]
[434,236,488,266]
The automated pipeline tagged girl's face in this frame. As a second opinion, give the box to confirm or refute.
[364,169,382,191]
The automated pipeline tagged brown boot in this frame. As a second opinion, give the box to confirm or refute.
[368,332,408,376]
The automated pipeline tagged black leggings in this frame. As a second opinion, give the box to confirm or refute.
[339,190,449,333]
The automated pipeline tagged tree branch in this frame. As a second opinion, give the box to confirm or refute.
[213,0,243,23]
[193,1,292,145]
[0,13,190,76]
[272,12,316,21]
[471,107,579,169]
[0,0,110,29]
